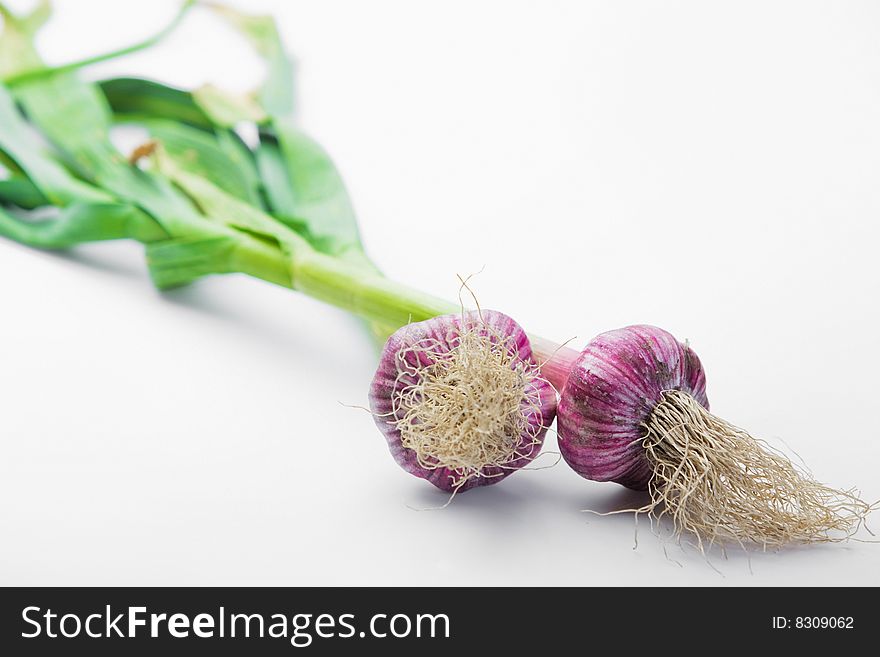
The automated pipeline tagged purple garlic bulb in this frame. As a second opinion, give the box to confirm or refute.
[557,324,873,547]
[370,310,558,492]
[557,324,707,490]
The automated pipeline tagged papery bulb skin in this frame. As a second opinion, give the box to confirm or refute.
[370,310,558,492]
[557,324,708,490]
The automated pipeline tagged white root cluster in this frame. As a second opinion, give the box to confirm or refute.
[391,323,547,489]
[638,390,876,550]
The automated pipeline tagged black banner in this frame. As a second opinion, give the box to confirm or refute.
[0,587,873,654]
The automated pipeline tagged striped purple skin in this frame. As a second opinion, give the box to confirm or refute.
[557,325,708,490]
[369,310,558,492]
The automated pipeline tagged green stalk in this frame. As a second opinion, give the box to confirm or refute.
[230,235,580,391]
[295,257,462,330]
[242,242,456,327]
[157,161,457,328]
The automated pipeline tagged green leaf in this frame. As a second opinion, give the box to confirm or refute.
[0,83,112,206]
[2,5,211,239]
[206,4,294,116]
[0,1,47,78]
[154,149,308,257]
[254,138,297,219]
[215,129,264,200]
[0,202,166,248]
[209,4,389,343]
[145,228,292,291]
[208,7,371,262]
[0,2,299,294]
[6,55,258,290]
[3,1,195,86]
[192,83,267,127]
[137,117,263,206]
[100,77,214,130]
[146,235,237,289]
[11,70,222,241]
[100,78,265,208]
[0,176,48,208]
[270,121,365,259]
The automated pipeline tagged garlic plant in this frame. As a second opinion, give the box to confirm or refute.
[1,2,874,547]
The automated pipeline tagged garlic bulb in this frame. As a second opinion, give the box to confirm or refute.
[558,324,707,489]
[557,324,874,548]
[370,311,557,492]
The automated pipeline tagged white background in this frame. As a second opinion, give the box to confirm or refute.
[1,0,879,586]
